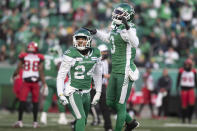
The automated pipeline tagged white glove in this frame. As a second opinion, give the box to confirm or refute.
[128,68,139,81]
[40,84,49,96]
[91,92,101,105]
[59,94,69,106]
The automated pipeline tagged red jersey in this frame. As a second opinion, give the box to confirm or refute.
[19,52,44,79]
[178,68,197,88]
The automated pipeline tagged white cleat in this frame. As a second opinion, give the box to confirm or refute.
[13,121,23,128]
[40,112,47,125]
[33,122,39,128]
[58,113,68,125]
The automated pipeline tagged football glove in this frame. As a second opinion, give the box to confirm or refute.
[91,92,101,105]
[121,16,130,30]
[128,68,139,81]
[83,27,97,35]
[59,94,69,106]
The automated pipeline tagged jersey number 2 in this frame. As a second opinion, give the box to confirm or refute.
[74,65,85,79]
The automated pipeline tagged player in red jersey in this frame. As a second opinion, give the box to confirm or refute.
[138,67,155,118]
[11,69,23,112]
[13,42,48,128]
[176,59,197,123]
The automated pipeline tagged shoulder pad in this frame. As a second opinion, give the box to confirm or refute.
[179,68,184,73]
[37,53,44,60]
[63,47,76,58]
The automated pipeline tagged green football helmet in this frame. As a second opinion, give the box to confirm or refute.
[48,45,62,56]
[73,28,92,51]
[112,3,135,25]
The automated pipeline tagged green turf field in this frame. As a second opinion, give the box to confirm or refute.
[0,111,197,131]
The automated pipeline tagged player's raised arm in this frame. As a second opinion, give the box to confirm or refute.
[83,27,110,43]
[120,26,139,48]
[120,16,139,48]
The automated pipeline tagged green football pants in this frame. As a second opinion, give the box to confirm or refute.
[106,73,134,131]
[43,79,65,112]
[67,91,91,131]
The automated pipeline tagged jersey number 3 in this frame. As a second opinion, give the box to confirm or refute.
[110,36,115,54]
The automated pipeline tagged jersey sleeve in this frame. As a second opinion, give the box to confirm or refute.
[179,68,184,73]
[120,27,139,48]
[56,53,76,96]
[18,52,27,61]
[95,30,110,43]
[38,54,44,62]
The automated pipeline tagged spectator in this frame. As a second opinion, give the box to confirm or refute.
[164,47,179,66]
[155,68,172,119]
[177,30,191,56]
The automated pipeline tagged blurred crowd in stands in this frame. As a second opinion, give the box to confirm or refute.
[0,0,197,68]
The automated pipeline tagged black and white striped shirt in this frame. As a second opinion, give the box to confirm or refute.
[101,59,109,85]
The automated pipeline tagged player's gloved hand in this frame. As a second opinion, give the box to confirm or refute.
[91,92,101,105]
[83,27,97,35]
[121,16,130,30]
[59,94,69,106]
[40,84,49,96]
[128,68,139,81]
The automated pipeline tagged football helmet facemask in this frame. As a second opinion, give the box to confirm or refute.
[73,28,92,51]
[112,3,135,25]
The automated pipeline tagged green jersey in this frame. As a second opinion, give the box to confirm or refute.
[64,47,101,90]
[109,22,137,74]
[44,54,61,78]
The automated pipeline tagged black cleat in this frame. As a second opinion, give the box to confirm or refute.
[70,120,76,131]
[125,119,139,131]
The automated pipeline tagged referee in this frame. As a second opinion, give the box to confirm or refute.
[98,44,113,131]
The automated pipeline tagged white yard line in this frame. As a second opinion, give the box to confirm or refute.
[164,123,197,128]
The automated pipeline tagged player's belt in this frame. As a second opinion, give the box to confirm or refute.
[77,88,91,94]
[23,77,39,83]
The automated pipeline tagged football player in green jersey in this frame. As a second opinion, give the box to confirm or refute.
[85,3,140,131]
[40,46,68,125]
[56,28,102,131]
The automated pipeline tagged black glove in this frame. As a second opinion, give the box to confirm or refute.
[121,16,130,30]
[83,27,97,35]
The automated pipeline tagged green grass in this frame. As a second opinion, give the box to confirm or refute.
[0,111,197,131]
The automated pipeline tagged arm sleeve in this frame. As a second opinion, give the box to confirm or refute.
[92,57,102,92]
[120,28,139,48]
[95,30,110,43]
[57,55,75,96]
